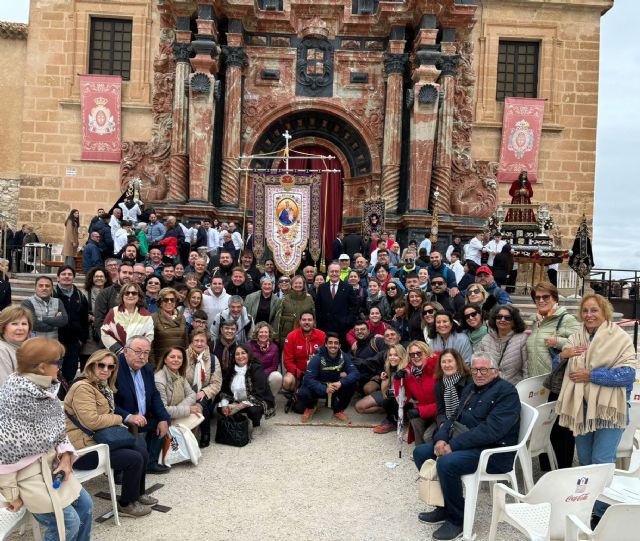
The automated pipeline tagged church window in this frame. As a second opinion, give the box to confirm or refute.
[89,18,133,81]
[496,40,539,101]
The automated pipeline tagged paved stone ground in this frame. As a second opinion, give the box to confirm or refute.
[11,396,531,541]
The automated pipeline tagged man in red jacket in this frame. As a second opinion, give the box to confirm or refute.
[282,311,326,393]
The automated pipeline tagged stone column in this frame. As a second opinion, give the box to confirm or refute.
[168,15,192,203]
[187,4,220,202]
[381,47,407,216]
[220,33,246,208]
[408,17,441,211]
[433,37,460,215]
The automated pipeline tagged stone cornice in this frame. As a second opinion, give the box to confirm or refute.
[0,22,28,40]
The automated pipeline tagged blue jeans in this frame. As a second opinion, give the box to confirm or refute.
[574,427,624,465]
[33,487,93,541]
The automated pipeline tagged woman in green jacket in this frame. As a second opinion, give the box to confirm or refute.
[276,275,315,344]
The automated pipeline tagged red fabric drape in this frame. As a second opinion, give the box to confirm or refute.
[280,146,343,262]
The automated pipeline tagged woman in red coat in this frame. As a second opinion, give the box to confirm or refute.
[394,340,439,445]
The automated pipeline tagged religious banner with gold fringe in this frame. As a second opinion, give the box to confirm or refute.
[362,199,385,238]
[252,172,321,275]
[497,97,545,183]
[80,74,122,162]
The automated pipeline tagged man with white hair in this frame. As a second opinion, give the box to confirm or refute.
[209,295,254,343]
[412,353,521,541]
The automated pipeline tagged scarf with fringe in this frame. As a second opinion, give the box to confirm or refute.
[556,321,637,436]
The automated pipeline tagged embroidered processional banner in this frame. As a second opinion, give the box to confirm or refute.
[80,75,122,162]
[497,97,545,183]
[253,172,321,275]
[362,199,385,238]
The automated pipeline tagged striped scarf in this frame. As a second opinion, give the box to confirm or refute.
[442,374,462,420]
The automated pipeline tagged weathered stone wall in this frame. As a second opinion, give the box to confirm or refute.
[12,0,158,245]
[470,0,612,247]
[0,178,21,227]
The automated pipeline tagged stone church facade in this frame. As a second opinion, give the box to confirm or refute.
[0,0,613,248]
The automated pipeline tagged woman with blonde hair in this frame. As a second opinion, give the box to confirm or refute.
[464,282,497,316]
[101,282,154,355]
[0,337,93,540]
[0,305,33,386]
[355,344,409,434]
[151,287,188,365]
[65,350,156,517]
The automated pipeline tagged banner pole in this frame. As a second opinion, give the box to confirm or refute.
[320,169,329,274]
[239,169,249,265]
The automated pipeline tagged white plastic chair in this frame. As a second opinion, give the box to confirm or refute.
[73,444,120,526]
[566,503,640,540]
[600,449,640,506]
[520,401,558,492]
[631,368,640,401]
[516,374,551,407]
[616,401,640,461]
[488,463,615,541]
[0,496,42,541]
[461,402,538,540]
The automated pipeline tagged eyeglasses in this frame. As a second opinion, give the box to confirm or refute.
[467,288,481,295]
[124,291,139,297]
[133,272,145,276]
[423,309,435,315]
[161,298,177,304]
[279,279,290,284]
[49,359,64,368]
[534,294,552,302]
[471,367,496,375]
[193,319,207,325]
[431,281,445,287]
[464,311,479,319]
[387,286,397,291]
[96,362,116,371]
[409,351,424,358]
[495,314,513,321]
[127,348,151,357]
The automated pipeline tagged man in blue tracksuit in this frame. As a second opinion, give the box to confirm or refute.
[413,353,521,541]
[297,332,359,425]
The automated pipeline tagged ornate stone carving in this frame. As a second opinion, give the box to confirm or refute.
[223,45,247,68]
[452,41,474,152]
[384,53,408,76]
[418,84,438,104]
[450,150,498,218]
[406,88,414,109]
[173,42,191,63]
[295,38,334,97]
[437,55,460,78]
[190,72,211,93]
[120,28,175,202]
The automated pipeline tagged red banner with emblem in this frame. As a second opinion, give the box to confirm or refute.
[497,97,545,183]
[80,75,122,162]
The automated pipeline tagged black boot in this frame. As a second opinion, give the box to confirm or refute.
[199,430,210,448]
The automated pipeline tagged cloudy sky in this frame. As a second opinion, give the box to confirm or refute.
[0,1,637,270]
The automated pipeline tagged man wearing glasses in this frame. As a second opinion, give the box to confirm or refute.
[114,335,171,474]
[412,354,520,541]
[427,273,464,313]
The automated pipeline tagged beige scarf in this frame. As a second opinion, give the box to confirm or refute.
[556,321,637,436]
[165,367,185,406]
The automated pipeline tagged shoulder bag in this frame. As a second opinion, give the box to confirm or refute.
[542,313,567,394]
[215,413,251,447]
[65,411,136,451]
[418,459,445,507]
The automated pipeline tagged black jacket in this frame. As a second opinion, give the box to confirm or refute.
[0,277,11,311]
[434,377,521,472]
[220,359,275,409]
[314,280,358,335]
[343,233,363,259]
[428,291,465,313]
[434,374,473,427]
[54,285,90,345]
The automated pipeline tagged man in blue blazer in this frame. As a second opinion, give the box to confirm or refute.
[314,261,358,347]
[115,335,171,473]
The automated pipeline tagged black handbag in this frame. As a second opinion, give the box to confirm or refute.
[66,411,136,451]
[215,414,251,447]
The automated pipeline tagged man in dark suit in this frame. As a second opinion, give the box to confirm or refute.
[114,335,171,473]
[314,261,358,347]
[343,231,363,260]
[331,231,344,261]
[244,222,254,253]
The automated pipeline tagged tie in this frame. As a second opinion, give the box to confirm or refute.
[331,283,336,299]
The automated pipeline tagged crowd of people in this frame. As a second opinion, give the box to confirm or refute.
[0,208,636,541]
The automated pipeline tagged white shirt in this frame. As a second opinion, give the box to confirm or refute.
[218,229,227,248]
[370,248,379,267]
[483,239,506,266]
[418,238,432,255]
[113,228,129,254]
[445,243,462,263]
[231,231,243,251]
[449,260,465,283]
[118,202,141,223]
[206,227,219,252]
[466,237,484,265]
[202,288,230,323]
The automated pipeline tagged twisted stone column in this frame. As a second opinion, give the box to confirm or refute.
[432,55,460,215]
[220,45,246,207]
[169,42,191,202]
[381,53,407,215]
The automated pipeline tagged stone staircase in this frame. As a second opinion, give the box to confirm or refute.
[10,272,87,305]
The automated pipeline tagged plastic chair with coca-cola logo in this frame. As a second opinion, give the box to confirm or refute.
[488,463,614,541]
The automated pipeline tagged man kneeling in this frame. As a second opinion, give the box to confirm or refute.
[297,333,359,425]
[413,354,520,540]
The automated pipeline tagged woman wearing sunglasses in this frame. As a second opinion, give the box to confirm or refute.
[464,282,497,317]
[392,340,439,445]
[407,289,428,341]
[459,303,488,352]
[428,311,473,364]
[0,337,93,540]
[420,301,444,345]
[101,282,154,356]
[151,288,189,366]
[65,350,156,517]
[475,304,528,384]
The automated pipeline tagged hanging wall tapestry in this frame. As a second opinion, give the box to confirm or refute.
[80,74,122,162]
